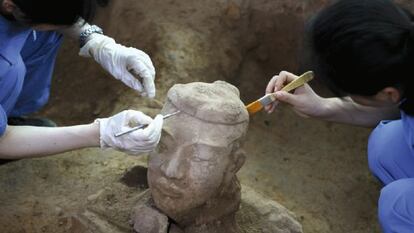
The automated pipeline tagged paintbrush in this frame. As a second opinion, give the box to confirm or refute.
[246,71,314,115]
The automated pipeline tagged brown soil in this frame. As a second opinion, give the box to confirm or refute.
[4,0,413,232]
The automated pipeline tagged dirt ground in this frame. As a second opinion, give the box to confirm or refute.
[3,0,414,232]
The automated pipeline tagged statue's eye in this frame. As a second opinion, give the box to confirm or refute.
[191,145,213,162]
[154,141,168,154]
[192,156,209,163]
[192,144,230,163]
[156,133,174,154]
[158,142,168,153]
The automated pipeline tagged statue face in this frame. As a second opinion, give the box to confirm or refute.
[148,109,239,218]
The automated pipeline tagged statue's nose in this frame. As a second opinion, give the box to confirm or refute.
[160,152,185,179]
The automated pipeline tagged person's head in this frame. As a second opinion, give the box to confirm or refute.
[0,0,109,30]
[148,81,249,225]
[307,0,414,113]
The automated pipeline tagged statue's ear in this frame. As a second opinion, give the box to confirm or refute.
[229,148,246,173]
[219,148,246,196]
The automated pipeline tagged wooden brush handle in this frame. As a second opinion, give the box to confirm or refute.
[281,71,314,92]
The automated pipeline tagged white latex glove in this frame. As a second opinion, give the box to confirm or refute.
[80,34,156,98]
[96,110,163,155]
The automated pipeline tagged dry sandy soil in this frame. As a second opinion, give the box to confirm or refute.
[2,0,414,232]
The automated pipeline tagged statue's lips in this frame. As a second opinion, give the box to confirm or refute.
[154,177,183,198]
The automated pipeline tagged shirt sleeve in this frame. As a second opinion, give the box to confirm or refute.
[0,104,7,137]
[401,111,414,147]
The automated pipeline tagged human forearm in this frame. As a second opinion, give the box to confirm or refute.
[319,97,400,127]
[266,71,400,127]
[0,123,100,159]
[0,110,163,159]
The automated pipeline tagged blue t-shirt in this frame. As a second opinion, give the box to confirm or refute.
[0,15,32,136]
[402,111,414,149]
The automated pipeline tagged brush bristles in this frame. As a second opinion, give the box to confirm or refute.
[246,101,263,114]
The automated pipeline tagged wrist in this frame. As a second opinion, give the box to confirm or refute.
[87,121,101,147]
[317,97,344,121]
[79,24,104,48]
[79,33,115,58]
[305,97,334,120]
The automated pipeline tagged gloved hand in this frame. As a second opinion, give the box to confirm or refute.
[80,34,156,98]
[95,110,163,155]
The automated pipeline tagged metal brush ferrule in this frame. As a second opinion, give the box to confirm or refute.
[258,94,276,106]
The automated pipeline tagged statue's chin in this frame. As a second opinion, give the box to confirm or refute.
[154,197,211,223]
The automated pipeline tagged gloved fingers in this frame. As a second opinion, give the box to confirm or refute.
[107,112,129,130]
[128,61,156,98]
[121,71,145,94]
[126,50,155,77]
[122,136,158,155]
[98,110,162,154]
[131,49,156,76]
[134,143,156,152]
[131,60,155,79]
[121,136,154,151]
[130,114,163,142]
[126,110,153,126]
[125,147,153,156]
[147,114,163,143]
[151,114,164,133]
[128,67,154,98]
[125,151,143,156]
[142,73,156,98]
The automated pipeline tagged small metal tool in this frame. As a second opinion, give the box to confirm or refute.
[114,110,181,137]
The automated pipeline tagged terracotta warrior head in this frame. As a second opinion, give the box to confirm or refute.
[148,81,249,232]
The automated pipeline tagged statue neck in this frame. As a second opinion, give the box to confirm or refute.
[177,179,242,233]
[183,214,240,233]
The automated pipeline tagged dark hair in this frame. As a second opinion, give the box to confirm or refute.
[11,0,109,26]
[307,0,414,114]
[97,0,109,7]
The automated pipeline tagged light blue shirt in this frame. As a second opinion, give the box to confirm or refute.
[0,15,32,135]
